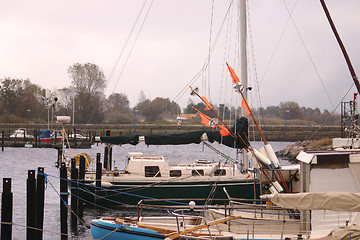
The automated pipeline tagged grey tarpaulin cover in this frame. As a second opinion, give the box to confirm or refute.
[271,192,360,212]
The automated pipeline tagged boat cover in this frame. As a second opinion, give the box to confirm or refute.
[100,134,139,145]
[271,192,360,212]
[100,117,248,149]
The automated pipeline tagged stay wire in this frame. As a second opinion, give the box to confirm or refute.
[112,0,154,93]
[259,1,297,87]
[282,0,335,109]
[108,0,148,82]
[173,0,234,104]
[207,0,215,99]
[304,82,354,141]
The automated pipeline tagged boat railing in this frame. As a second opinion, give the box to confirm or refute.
[136,197,300,221]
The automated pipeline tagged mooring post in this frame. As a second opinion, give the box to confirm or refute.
[104,146,108,170]
[95,153,102,206]
[27,170,36,240]
[36,167,45,240]
[74,132,77,148]
[78,156,85,219]
[1,178,13,240]
[34,130,38,148]
[109,147,113,170]
[60,162,68,239]
[70,158,78,232]
[2,130,4,151]
[57,149,63,168]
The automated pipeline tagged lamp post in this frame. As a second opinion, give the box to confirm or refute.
[285,110,289,134]
[26,109,31,132]
[133,108,138,134]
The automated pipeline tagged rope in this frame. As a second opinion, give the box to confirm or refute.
[43,172,187,206]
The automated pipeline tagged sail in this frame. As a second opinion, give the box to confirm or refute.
[100,117,248,149]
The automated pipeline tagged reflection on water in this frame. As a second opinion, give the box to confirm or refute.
[0,141,293,239]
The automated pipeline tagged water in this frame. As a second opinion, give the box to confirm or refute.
[0,141,294,239]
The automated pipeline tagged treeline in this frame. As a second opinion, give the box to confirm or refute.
[0,63,180,124]
[0,62,339,125]
[183,100,340,126]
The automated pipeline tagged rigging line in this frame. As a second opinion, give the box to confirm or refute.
[246,0,262,111]
[111,0,154,94]
[246,1,265,127]
[173,0,234,104]
[207,0,215,100]
[219,0,233,107]
[259,0,297,87]
[108,0,148,82]
[304,82,354,141]
[282,0,335,109]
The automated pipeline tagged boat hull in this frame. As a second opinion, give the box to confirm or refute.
[83,179,260,206]
[91,219,166,240]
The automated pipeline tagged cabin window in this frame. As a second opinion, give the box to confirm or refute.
[214,169,226,176]
[192,170,204,176]
[145,166,161,177]
[170,170,182,177]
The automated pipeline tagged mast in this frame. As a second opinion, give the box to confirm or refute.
[240,0,248,99]
[240,0,249,170]
[320,0,360,94]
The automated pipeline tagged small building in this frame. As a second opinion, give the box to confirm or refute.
[177,114,197,123]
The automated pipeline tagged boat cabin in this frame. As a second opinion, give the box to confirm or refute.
[124,152,240,178]
[297,150,360,238]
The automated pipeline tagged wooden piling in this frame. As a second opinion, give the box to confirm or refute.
[36,167,45,240]
[34,130,38,148]
[95,153,102,206]
[1,178,12,240]
[78,156,85,218]
[27,170,36,240]
[109,147,113,170]
[74,132,77,148]
[104,146,108,170]
[60,162,68,239]
[57,149,63,168]
[70,158,78,231]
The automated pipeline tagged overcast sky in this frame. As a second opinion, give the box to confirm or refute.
[1,0,359,112]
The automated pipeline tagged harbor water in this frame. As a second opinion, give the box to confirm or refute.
[0,141,294,239]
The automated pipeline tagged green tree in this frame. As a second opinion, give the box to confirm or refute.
[136,97,180,122]
[0,78,45,121]
[104,93,132,123]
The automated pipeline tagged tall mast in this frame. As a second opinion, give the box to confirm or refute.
[239,0,249,170]
[240,0,248,100]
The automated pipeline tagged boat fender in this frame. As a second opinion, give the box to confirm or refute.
[265,144,281,168]
[92,181,113,188]
[259,146,269,158]
[101,182,113,188]
[269,181,283,194]
[246,151,259,168]
[253,149,274,168]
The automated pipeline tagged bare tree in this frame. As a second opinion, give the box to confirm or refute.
[68,63,107,123]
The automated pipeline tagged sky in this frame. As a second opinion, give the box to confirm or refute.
[0,0,359,112]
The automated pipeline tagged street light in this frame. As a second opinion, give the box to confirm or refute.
[133,108,138,133]
[26,109,31,132]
